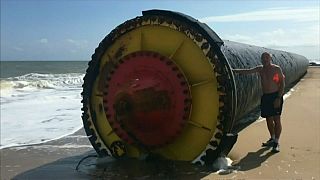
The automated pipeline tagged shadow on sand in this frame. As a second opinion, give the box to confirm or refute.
[232,147,275,172]
[13,151,212,180]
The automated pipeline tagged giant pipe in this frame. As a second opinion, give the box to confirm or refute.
[81,10,309,165]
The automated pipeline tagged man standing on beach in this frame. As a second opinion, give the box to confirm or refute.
[232,52,285,153]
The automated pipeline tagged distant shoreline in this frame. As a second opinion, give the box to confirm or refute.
[1,60,319,64]
[0,60,89,62]
[309,62,320,66]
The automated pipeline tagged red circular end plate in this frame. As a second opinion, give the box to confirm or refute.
[103,51,191,148]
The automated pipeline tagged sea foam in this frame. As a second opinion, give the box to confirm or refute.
[0,73,85,149]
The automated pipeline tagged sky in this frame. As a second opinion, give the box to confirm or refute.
[1,0,319,61]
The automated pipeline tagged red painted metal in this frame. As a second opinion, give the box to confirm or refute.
[103,51,191,148]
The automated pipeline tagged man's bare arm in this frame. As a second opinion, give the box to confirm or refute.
[232,66,262,75]
[277,67,285,97]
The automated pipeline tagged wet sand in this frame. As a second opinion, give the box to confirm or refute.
[1,67,319,180]
[0,129,93,179]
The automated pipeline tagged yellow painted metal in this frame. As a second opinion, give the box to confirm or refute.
[91,25,219,161]
[90,80,142,157]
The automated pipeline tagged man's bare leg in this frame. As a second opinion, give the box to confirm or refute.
[272,115,282,152]
[273,115,282,142]
[266,117,275,139]
[262,117,276,147]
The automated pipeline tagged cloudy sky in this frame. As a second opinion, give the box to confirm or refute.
[1,0,319,61]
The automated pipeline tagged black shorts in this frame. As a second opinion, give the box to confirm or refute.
[260,91,283,118]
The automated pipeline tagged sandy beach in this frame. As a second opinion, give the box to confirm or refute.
[1,67,319,180]
[205,66,320,179]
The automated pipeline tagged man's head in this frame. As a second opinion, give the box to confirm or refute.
[261,52,272,66]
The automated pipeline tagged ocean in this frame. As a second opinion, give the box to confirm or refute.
[0,61,88,149]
